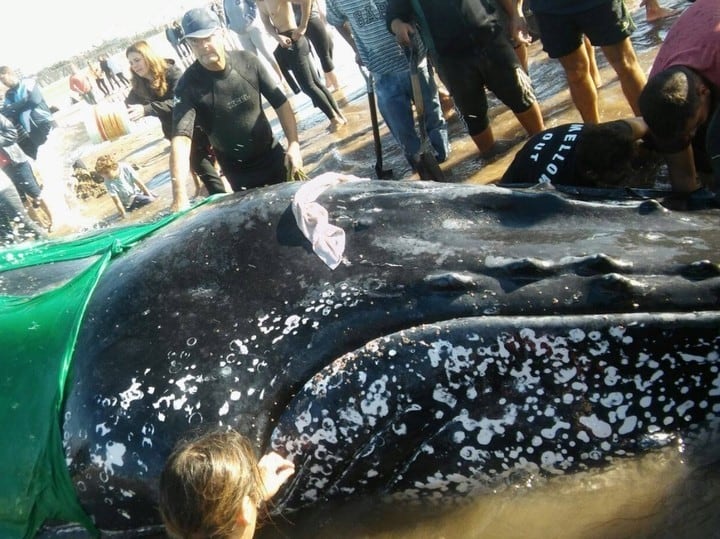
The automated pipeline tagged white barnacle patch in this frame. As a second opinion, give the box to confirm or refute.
[90,440,127,476]
[568,329,586,343]
[600,392,624,408]
[554,367,577,385]
[709,372,720,397]
[540,451,566,474]
[96,423,111,437]
[541,419,570,440]
[218,401,230,416]
[229,339,249,355]
[118,379,144,410]
[676,400,695,418]
[230,390,242,401]
[609,325,631,343]
[294,407,313,432]
[578,414,612,438]
[174,374,200,394]
[603,366,621,387]
[360,376,390,424]
[510,359,540,392]
[459,446,487,462]
[617,415,637,435]
[432,384,457,408]
[588,338,610,357]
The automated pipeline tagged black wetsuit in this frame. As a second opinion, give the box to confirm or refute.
[126,62,225,194]
[173,50,290,190]
[273,32,341,121]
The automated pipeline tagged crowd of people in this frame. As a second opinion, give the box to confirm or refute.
[2,0,715,237]
[0,0,718,535]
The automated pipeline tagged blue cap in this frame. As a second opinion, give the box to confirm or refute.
[181,7,221,40]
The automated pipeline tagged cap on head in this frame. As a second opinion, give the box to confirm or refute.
[181,7,221,40]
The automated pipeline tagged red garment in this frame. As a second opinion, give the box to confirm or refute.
[649,0,720,90]
[69,73,93,94]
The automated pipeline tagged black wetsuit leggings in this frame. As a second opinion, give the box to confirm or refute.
[305,11,334,74]
[273,33,341,121]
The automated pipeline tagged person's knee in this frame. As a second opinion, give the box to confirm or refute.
[560,52,591,83]
[602,40,639,71]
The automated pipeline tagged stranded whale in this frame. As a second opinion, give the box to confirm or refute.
[1,179,718,536]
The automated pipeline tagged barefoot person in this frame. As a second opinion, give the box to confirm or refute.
[387,0,544,161]
[257,0,347,130]
[169,7,303,211]
[95,154,156,220]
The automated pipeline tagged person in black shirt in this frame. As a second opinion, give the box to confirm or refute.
[500,117,648,188]
[387,0,544,160]
[170,7,302,212]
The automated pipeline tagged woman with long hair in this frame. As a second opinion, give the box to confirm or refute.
[125,40,226,196]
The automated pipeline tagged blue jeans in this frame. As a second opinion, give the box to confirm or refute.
[373,61,449,166]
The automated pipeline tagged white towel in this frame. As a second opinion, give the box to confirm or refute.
[291,172,366,269]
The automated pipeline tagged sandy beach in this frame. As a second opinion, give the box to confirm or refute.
[37,0,676,241]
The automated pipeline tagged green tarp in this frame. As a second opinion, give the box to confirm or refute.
[0,199,211,538]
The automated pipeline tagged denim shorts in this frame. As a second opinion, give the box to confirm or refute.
[534,0,636,58]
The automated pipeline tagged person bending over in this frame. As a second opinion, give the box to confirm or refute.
[159,429,295,539]
[500,117,649,188]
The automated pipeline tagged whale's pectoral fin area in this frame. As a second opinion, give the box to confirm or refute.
[270,313,720,513]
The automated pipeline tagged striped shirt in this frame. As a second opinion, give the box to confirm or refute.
[326,0,424,75]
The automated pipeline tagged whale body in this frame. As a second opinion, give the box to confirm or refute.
[4,180,717,535]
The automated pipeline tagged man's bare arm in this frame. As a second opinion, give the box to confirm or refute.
[275,101,303,176]
[665,146,701,193]
[292,0,313,41]
[169,135,192,211]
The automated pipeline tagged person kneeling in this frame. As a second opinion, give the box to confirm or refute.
[500,118,650,188]
[95,154,156,219]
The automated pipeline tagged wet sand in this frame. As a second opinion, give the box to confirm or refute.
[44,0,673,238]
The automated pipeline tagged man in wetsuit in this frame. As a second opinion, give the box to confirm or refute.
[170,6,303,212]
[386,0,544,160]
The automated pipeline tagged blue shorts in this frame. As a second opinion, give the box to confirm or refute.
[534,0,636,59]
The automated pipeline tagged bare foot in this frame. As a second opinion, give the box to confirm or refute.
[329,116,347,132]
[325,70,340,92]
[646,6,674,22]
[643,0,674,22]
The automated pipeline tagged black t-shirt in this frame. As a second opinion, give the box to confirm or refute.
[125,63,182,140]
[172,50,287,167]
[501,123,585,186]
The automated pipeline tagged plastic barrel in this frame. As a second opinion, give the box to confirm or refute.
[83,103,132,143]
